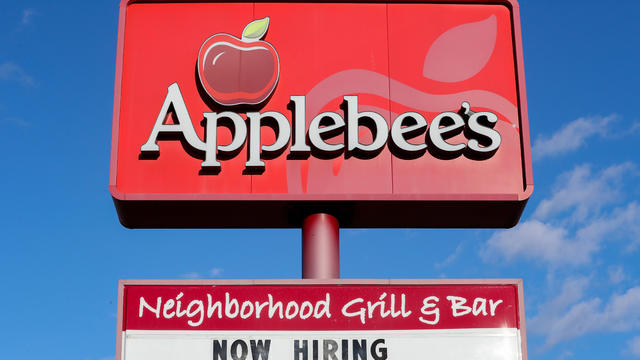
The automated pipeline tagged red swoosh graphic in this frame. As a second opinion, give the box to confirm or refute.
[287,69,519,194]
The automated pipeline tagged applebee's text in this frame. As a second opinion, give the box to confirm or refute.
[137,292,503,327]
[140,83,502,172]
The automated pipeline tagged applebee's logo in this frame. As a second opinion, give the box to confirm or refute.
[197,17,279,106]
[140,17,503,173]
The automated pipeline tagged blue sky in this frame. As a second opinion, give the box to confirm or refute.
[1,1,639,360]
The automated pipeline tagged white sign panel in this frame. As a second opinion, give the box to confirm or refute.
[116,280,527,360]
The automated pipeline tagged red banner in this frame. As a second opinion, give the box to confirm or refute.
[123,283,520,331]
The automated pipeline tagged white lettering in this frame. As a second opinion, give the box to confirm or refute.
[162,299,175,318]
[140,83,205,153]
[186,300,204,326]
[246,111,291,168]
[175,292,187,318]
[299,301,313,319]
[240,300,254,319]
[255,300,269,319]
[344,95,388,156]
[289,95,311,155]
[419,296,440,325]
[268,294,284,319]
[308,112,345,153]
[202,112,247,168]
[368,293,391,319]
[139,296,161,318]
[428,112,466,153]
[141,86,502,172]
[342,298,366,324]
[139,292,337,327]
[225,292,239,318]
[490,299,503,316]
[447,296,471,317]
[314,293,331,319]
[207,293,223,318]
[390,112,428,153]
[285,301,299,319]
[472,297,487,316]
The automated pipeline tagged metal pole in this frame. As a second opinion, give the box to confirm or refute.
[302,213,340,279]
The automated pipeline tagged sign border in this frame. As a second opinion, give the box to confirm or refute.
[116,278,528,360]
[109,0,533,228]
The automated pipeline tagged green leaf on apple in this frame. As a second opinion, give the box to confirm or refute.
[242,17,270,41]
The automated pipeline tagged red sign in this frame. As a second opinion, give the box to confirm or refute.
[110,0,533,228]
[116,280,528,360]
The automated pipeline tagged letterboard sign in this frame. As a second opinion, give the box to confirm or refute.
[116,280,528,360]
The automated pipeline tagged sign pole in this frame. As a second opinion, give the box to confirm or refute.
[301,213,340,279]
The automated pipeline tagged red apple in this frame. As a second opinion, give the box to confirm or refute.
[197,17,280,107]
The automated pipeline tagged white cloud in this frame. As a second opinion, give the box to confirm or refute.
[484,162,640,267]
[182,272,201,279]
[532,115,615,160]
[533,163,634,222]
[0,61,37,87]
[527,276,592,344]
[435,243,463,269]
[484,202,640,267]
[483,220,593,266]
[22,9,36,25]
[608,265,626,284]
[628,336,640,357]
[557,350,574,360]
[577,202,640,246]
[529,280,640,348]
[490,120,640,351]
[182,268,223,279]
[544,277,591,313]
[209,268,223,277]
[1,116,31,127]
[602,287,640,331]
